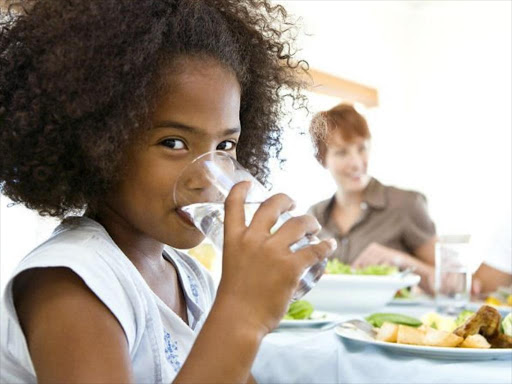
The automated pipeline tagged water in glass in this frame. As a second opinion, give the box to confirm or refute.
[181,201,327,300]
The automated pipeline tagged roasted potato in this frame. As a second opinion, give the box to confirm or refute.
[397,325,426,345]
[396,325,463,347]
[376,322,399,343]
[460,334,491,349]
[423,327,463,347]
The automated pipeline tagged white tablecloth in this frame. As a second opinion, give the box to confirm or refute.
[252,305,512,384]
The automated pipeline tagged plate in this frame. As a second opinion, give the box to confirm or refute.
[278,311,343,328]
[335,321,512,360]
[466,301,511,316]
[390,296,432,306]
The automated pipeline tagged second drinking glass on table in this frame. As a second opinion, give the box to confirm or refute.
[173,150,327,300]
[435,235,473,314]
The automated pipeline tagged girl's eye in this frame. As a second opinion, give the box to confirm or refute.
[216,140,236,151]
[335,150,347,157]
[161,138,186,150]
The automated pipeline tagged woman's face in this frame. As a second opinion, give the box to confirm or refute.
[324,133,371,193]
[102,58,241,249]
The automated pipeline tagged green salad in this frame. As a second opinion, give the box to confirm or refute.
[454,310,475,327]
[394,287,413,299]
[325,259,398,276]
[283,300,314,320]
[502,313,512,336]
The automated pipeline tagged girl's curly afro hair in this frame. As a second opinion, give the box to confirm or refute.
[0,0,308,217]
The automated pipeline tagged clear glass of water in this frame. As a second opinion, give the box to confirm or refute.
[435,235,472,314]
[173,151,327,300]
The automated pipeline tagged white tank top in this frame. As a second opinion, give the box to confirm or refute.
[0,216,216,383]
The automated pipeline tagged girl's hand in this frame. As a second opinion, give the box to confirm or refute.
[216,182,336,334]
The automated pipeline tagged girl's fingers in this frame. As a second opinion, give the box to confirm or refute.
[271,215,321,248]
[248,193,296,233]
[294,239,337,269]
[224,181,252,234]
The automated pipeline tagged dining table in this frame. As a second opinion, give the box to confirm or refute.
[251,301,512,384]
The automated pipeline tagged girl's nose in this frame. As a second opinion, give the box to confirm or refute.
[176,152,235,206]
[183,167,211,191]
[174,166,213,208]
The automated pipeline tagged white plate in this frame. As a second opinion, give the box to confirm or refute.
[390,296,432,306]
[335,322,512,360]
[466,301,511,315]
[278,311,342,328]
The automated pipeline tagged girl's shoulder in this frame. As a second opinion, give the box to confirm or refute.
[11,216,142,290]
[3,217,148,352]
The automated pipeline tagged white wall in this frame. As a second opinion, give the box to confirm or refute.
[0,198,59,291]
[401,1,512,236]
[270,0,511,239]
[1,1,511,289]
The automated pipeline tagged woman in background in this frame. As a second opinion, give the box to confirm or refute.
[308,103,437,293]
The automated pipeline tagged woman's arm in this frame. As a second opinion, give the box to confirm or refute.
[352,236,436,294]
[409,236,436,294]
[473,263,512,295]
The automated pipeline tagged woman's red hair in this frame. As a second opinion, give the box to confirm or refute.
[309,103,371,165]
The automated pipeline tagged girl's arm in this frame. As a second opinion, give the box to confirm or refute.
[14,267,134,383]
[15,269,265,384]
[174,182,335,383]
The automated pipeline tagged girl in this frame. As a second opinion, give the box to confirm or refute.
[0,1,336,382]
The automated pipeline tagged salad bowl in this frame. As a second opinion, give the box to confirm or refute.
[302,271,421,314]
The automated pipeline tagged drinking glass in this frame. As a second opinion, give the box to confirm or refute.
[435,235,472,314]
[173,151,327,300]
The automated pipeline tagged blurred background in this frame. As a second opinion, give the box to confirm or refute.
[1,0,511,289]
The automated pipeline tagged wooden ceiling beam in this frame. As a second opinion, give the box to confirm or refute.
[307,68,379,107]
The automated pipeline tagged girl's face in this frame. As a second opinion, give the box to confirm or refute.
[103,59,241,249]
[324,133,371,194]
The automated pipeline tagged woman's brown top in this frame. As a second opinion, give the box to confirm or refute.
[308,178,436,264]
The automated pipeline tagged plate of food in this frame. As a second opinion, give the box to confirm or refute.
[278,300,343,328]
[390,287,432,306]
[335,305,512,360]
